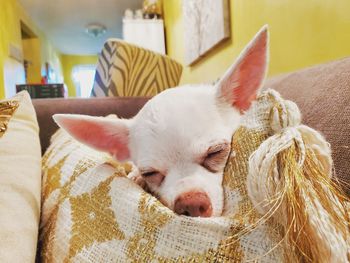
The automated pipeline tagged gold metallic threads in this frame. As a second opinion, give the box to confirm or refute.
[68,176,125,259]
[276,145,350,262]
[42,155,68,200]
[0,100,19,138]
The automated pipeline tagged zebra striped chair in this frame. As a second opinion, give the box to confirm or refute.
[91,39,183,97]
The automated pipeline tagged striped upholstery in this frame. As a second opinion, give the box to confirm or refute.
[91,39,183,97]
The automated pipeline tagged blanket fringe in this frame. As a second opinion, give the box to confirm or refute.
[247,90,350,262]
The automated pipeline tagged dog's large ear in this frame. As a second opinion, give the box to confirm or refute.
[53,114,130,161]
[216,25,268,112]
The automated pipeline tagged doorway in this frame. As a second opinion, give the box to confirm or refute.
[21,21,41,84]
[72,65,96,98]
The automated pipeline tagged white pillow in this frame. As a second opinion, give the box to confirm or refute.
[0,91,41,262]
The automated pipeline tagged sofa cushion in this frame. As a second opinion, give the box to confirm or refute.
[0,91,41,262]
[265,57,350,194]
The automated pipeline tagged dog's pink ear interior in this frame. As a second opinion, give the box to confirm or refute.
[53,114,130,161]
[217,26,268,112]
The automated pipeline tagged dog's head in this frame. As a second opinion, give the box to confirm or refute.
[54,26,268,217]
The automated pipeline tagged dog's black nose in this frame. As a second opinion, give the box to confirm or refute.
[174,191,213,217]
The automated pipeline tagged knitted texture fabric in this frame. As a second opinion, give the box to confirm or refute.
[39,89,349,262]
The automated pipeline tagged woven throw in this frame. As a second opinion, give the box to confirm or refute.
[39,89,349,262]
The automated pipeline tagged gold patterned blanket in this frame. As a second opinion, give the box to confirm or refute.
[40,90,349,262]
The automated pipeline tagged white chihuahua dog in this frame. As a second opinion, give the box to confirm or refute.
[53,26,268,218]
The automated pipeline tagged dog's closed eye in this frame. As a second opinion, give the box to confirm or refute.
[142,171,158,177]
[141,169,165,186]
[202,142,230,173]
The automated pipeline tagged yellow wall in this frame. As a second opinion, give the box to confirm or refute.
[61,55,98,97]
[0,0,22,98]
[0,0,63,98]
[16,1,63,84]
[164,0,350,84]
[22,38,42,83]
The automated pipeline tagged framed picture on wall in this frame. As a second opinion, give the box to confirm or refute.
[182,0,230,65]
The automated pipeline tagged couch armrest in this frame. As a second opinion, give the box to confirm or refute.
[32,97,149,154]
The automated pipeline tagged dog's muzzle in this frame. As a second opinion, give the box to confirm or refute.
[174,191,213,217]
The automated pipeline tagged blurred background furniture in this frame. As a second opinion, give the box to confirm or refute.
[16,83,65,98]
[91,39,182,97]
[122,0,165,54]
[123,19,165,54]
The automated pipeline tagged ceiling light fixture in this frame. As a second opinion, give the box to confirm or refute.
[85,23,107,38]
